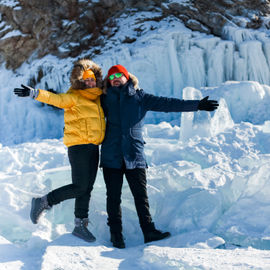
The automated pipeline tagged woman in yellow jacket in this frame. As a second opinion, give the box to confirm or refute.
[14,59,105,242]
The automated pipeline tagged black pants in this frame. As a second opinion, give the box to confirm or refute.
[103,166,155,234]
[47,144,99,219]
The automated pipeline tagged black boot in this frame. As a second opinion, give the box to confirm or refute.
[110,232,125,249]
[144,229,171,243]
[72,218,96,242]
[30,195,51,224]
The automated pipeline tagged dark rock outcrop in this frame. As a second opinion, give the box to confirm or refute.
[0,0,269,69]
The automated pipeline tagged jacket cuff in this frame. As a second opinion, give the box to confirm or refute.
[30,89,39,99]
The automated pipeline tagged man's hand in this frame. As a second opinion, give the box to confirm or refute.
[198,96,219,111]
[14,84,34,97]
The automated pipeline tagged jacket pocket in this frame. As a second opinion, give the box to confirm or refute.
[130,128,142,138]
[130,128,145,148]
[80,119,86,131]
[80,118,95,140]
[86,118,94,137]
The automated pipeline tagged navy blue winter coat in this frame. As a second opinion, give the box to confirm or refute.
[100,77,200,169]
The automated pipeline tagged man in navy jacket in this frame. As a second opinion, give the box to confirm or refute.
[101,64,218,248]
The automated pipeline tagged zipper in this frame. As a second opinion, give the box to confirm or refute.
[97,98,103,143]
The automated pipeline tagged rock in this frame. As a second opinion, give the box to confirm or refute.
[0,36,38,69]
[0,0,269,70]
[185,19,211,34]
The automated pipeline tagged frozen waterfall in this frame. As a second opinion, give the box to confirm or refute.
[2,19,270,145]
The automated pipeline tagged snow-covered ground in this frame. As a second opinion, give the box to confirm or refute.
[1,8,270,269]
[1,80,270,269]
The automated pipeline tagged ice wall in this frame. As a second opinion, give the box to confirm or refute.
[94,24,270,125]
[165,25,270,92]
[0,56,71,145]
[180,80,270,141]
[2,18,270,145]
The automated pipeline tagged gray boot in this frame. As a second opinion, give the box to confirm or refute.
[72,218,96,242]
[30,195,51,224]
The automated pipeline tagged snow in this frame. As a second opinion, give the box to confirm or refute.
[1,89,270,268]
[0,30,26,40]
[2,15,270,145]
[0,0,19,8]
[169,0,190,3]
[0,123,269,268]
[1,7,270,270]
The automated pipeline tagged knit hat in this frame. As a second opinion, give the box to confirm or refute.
[83,69,96,80]
[107,64,129,80]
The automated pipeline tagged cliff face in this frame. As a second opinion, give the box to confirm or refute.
[0,0,269,69]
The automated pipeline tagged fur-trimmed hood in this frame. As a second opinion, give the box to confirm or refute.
[70,59,103,89]
[103,72,139,94]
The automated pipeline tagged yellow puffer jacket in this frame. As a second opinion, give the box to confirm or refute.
[35,87,105,147]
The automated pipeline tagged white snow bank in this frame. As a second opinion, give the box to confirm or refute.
[0,115,270,268]
[140,245,270,269]
[180,81,270,141]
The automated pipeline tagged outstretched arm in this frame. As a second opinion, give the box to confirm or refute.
[142,91,219,113]
[142,92,200,112]
[14,84,75,109]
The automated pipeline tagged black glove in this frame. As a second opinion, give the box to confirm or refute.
[198,96,219,111]
[14,84,34,97]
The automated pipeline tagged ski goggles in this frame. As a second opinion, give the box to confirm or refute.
[109,73,123,80]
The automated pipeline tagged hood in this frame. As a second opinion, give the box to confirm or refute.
[70,59,103,89]
[103,72,139,94]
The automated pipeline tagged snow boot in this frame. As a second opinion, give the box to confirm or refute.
[72,218,96,242]
[30,195,51,224]
[144,229,171,243]
[110,232,125,249]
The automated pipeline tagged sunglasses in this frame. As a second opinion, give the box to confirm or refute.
[109,73,123,81]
